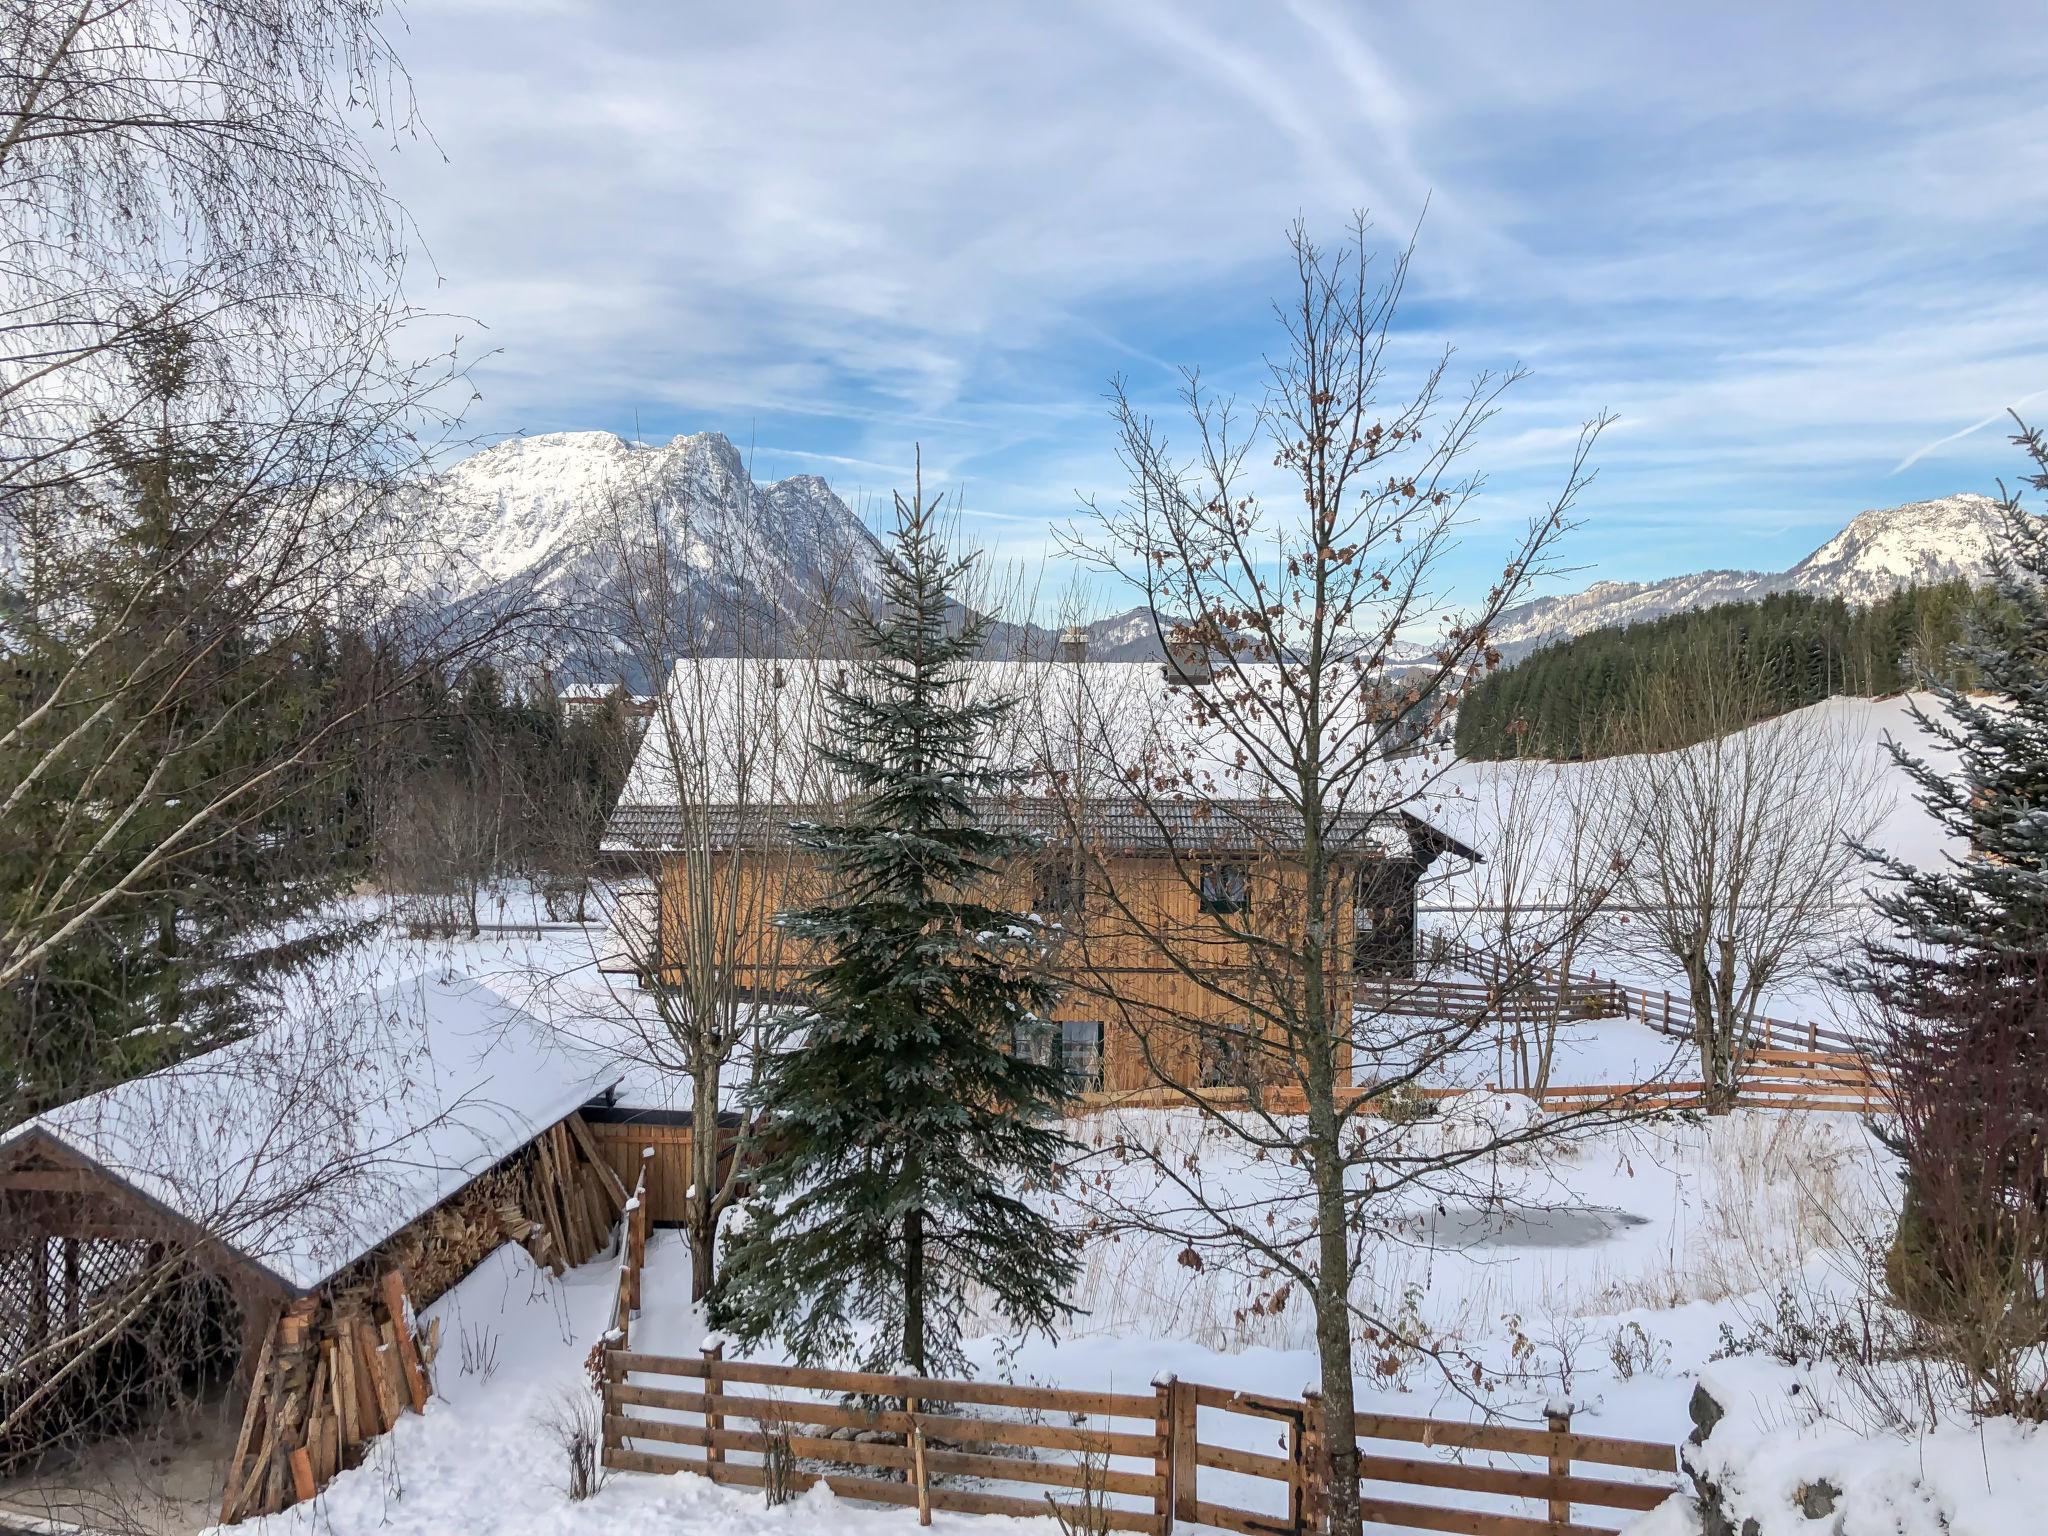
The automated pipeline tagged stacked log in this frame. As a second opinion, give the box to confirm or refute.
[215,1112,627,1523]
[218,1271,439,1522]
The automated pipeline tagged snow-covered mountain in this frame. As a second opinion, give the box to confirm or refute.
[409,430,886,669]
[1492,492,2004,656]
[411,435,1997,676]
[412,430,1179,671]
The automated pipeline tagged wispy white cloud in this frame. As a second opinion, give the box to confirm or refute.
[383,0,2048,593]
[1891,388,2048,474]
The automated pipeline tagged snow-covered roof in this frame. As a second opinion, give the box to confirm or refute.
[1,973,621,1294]
[604,796,1442,860]
[603,658,1467,859]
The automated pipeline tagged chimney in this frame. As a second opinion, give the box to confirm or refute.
[1163,637,1212,686]
[1057,625,1088,664]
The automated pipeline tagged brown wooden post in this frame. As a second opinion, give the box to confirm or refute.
[27,1237,49,1348]
[1171,1377,1198,1524]
[910,1394,931,1527]
[1151,1373,1177,1534]
[601,1342,624,1459]
[1545,1403,1572,1532]
[702,1337,726,1472]
[1300,1385,1330,1535]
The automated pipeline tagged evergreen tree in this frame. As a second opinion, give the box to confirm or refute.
[1456,581,1983,759]
[1845,423,2048,1402]
[0,328,371,1106]
[1855,432,2048,986]
[710,477,1080,1376]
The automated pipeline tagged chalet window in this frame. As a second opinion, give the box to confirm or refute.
[1199,862,1249,915]
[1060,1019,1104,1093]
[1033,860,1084,918]
[1353,862,1411,975]
[1014,1018,1057,1067]
[1200,1024,1255,1088]
[1011,1018,1105,1095]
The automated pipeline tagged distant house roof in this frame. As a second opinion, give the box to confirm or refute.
[603,796,1473,863]
[0,974,620,1295]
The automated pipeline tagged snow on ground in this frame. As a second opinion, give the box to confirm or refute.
[216,693,2029,1535]
[247,1238,1058,1536]
[1416,692,1966,1034]
[225,1080,1902,1536]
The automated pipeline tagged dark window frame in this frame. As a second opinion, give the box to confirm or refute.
[1011,1017,1105,1095]
[1033,858,1085,918]
[1199,861,1250,915]
[1059,1019,1105,1094]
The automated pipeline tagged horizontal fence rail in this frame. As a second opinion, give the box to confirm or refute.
[1413,935,1871,1065]
[1523,1047,1890,1115]
[599,1344,1680,1535]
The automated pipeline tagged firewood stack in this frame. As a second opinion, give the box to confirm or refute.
[215,1112,628,1522]
[217,1269,436,1522]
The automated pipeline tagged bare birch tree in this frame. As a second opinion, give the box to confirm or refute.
[0,5,537,1513]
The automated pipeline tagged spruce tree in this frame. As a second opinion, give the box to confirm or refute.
[1846,423,2048,1385]
[1855,428,2048,986]
[0,328,370,1109]
[710,476,1080,1376]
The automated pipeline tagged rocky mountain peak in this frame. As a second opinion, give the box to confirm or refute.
[1489,491,2003,657]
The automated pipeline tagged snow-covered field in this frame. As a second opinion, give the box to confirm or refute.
[229,1078,1907,1536]
[188,694,2034,1535]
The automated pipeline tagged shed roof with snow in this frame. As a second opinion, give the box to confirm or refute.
[0,973,620,1295]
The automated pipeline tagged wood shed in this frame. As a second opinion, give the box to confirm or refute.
[0,974,629,1522]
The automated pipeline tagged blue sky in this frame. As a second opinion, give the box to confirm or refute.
[383,1,2048,610]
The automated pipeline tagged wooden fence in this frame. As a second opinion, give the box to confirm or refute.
[581,1111,745,1225]
[597,1337,1679,1535]
[1527,1048,1890,1116]
[609,1153,654,1348]
[1075,1050,1888,1120]
[1412,935,1867,1056]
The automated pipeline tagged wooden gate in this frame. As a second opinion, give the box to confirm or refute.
[1166,1378,1316,1534]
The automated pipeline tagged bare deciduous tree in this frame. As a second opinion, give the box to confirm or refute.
[577,477,858,1302]
[1056,217,1614,1536]
[1454,751,1626,1095]
[1604,666,1888,1110]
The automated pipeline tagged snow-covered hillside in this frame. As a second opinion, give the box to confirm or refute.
[1492,493,2003,656]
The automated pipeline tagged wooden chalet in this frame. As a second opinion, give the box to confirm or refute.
[0,975,649,1522]
[601,658,1479,1098]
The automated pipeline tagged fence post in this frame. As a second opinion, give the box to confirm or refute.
[1151,1373,1177,1534]
[909,1388,930,1527]
[1172,1377,1198,1523]
[702,1336,726,1473]
[1300,1386,1330,1535]
[1545,1401,1572,1533]
[601,1344,624,1460]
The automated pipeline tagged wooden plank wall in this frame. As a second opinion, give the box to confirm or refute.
[583,1120,726,1225]
[659,847,1404,1095]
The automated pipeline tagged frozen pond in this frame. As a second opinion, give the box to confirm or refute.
[1407,1202,1651,1250]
